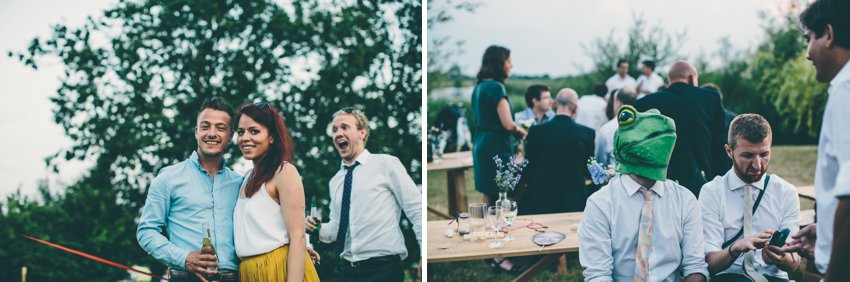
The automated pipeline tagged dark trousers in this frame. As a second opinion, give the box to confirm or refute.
[711,273,788,282]
[334,255,404,282]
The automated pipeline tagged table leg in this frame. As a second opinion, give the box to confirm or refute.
[511,253,560,282]
[447,169,468,217]
[558,254,567,273]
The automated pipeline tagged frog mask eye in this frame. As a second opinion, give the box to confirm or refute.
[618,106,637,127]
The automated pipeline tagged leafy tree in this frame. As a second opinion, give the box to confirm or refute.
[5,0,421,280]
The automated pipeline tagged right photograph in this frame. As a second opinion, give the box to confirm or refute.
[426,0,848,281]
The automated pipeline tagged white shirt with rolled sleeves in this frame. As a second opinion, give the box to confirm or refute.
[579,174,708,282]
[604,74,637,99]
[636,72,665,99]
[319,149,422,262]
[699,170,800,279]
[814,58,850,273]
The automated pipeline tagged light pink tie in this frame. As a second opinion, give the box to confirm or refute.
[634,187,653,282]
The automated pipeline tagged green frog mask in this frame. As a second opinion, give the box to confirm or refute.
[613,105,677,181]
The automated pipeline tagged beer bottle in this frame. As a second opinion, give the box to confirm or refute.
[201,224,220,282]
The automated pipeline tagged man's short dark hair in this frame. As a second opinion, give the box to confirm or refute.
[800,0,850,49]
[593,83,608,97]
[615,87,638,106]
[524,84,551,107]
[701,83,723,100]
[642,60,656,71]
[616,59,629,68]
[198,97,234,127]
[728,114,772,149]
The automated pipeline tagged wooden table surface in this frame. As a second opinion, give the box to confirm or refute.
[797,185,816,201]
[427,212,582,263]
[427,151,473,171]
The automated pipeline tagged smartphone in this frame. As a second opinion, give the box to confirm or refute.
[769,228,790,247]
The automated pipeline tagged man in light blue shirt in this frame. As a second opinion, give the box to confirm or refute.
[514,84,554,126]
[137,98,243,281]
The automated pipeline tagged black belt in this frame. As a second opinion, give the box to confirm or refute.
[343,255,400,268]
[170,269,238,281]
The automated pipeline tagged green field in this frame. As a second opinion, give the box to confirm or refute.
[426,145,817,281]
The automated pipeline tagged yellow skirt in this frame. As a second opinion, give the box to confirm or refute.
[239,245,320,282]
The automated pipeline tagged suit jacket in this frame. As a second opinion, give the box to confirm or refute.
[634,82,731,196]
[520,115,595,215]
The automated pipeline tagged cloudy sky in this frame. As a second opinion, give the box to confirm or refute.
[429,0,803,76]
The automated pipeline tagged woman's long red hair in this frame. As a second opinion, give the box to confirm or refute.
[238,103,294,198]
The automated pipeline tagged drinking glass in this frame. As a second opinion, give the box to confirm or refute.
[502,200,518,241]
[487,206,504,249]
[468,203,487,232]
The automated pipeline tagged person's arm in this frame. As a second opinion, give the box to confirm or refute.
[579,196,614,282]
[761,185,802,272]
[386,156,422,246]
[680,193,710,280]
[136,174,192,269]
[698,186,734,275]
[826,197,850,280]
[319,176,341,243]
[496,98,526,139]
[277,163,307,281]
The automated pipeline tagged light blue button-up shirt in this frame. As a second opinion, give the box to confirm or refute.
[137,152,243,271]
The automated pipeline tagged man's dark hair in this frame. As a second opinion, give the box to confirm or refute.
[800,0,850,49]
[728,114,772,149]
[615,87,638,106]
[701,83,723,100]
[616,59,629,69]
[476,45,511,83]
[593,83,608,97]
[642,60,656,71]
[524,84,551,107]
[198,97,234,127]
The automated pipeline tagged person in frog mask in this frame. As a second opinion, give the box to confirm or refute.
[579,105,708,282]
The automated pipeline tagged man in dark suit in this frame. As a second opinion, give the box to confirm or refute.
[634,61,730,196]
[520,88,595,214]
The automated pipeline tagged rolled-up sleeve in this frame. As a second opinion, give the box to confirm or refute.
[136,173,189,270]
[579,197,614,282]
[681,194,710,278]
[387,156,422,246]
[699,184,724,254]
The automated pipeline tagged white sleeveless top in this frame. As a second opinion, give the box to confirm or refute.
[233,171,289,257]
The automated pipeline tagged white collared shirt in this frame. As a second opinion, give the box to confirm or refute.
[575,94,608,130]
[699,170,800,279]
[605,74,637,99]
[319,149,422,262]
[636,72,665,99]
[579,174,709,281]
[814,58,850,273]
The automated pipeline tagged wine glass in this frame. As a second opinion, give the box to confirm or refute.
[487,206,504,249]
[502,200,518,241]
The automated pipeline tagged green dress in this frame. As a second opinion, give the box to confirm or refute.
[471,80,515,199]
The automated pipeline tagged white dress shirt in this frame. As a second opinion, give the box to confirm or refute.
[594,118,617,167]
[575,95,609,130]
[699,170,800,279]
[579,174,709,281]
[814,58,850,273]
[636,72,665,99]
[604,74,637,99]
[319,149,422,262]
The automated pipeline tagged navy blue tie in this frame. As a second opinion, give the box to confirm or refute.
[335,161,360,256]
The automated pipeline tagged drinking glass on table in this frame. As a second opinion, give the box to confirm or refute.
[468,203,487,232]
[501,200,518,241]
[487,206,504,249]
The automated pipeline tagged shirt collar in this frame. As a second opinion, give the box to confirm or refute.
[725,169,766,191]
[340,149,371,169]
[830,58,850,87]
[189,151,228,173]
[621,174,665,198]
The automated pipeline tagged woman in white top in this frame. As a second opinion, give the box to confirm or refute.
[233,102,319,281]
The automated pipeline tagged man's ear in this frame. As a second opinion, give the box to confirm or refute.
[825,24,836,48]
[725,143,734,160]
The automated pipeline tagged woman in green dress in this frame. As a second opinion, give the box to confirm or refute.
[471,45,527,206]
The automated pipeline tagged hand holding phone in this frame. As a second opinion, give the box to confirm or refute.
[768,228,790,247]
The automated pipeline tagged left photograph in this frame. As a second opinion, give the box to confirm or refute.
[0,0,423,281]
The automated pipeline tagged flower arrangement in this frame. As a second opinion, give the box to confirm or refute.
[428,126,451,161]
[494,154,528,193]
[587,157,617,185]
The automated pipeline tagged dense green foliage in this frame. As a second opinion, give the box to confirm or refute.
[3,0,422,280]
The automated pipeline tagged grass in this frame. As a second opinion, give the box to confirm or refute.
[426,145,817,281]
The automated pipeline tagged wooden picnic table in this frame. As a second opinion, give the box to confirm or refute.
[798,185,816,201]
[428,212,582,281]
[427,151,474,219]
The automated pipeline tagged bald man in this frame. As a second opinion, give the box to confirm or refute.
[634,61,730,197]
[519,88,596,214]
